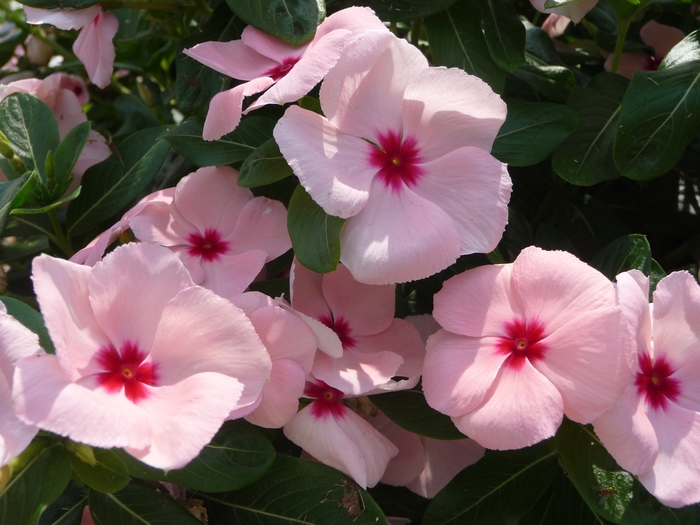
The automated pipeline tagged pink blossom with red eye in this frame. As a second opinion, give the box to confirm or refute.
[318,315,357,350]
[95,341,158,403]
[635,354,681,411]
[186,228,231,262]
[264,57,302,81]
[495,319,548,369]
[304,381,347,419]
[369,131,424,192]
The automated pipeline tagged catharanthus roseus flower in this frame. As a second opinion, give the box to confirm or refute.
[529,0,597,24]
[593,270,700,508]
[12,243,271,469]
[183,7,386,140]
[275,30,511,284]
[422,246,634,450]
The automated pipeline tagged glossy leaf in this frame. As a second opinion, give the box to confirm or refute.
[590,234,652,280]
[287,184,345,274]
[204,454,389,524]
[508,64,576,103]
[476,0,525,72]
[66,126,171,236]
[491,99,578,166]
[115,420,275,492]
[552,73,629,186]
[165,116,274,167]
[238,138,294,188]
[330,0,459,21]
[0,172,33,235]
[649,259,665,298]
[70,448,129,494]
[423,443,558,525]
[17,0,99,8]
[51,122,90,195]
[225,0,324,46]
[38,482,87,525]
[660,30,700,70]
[0,297,55,354]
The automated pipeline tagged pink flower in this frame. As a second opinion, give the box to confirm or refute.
[0,303,42,466]
[25,5,118,89]
[529,0,597,24]
[422,246,634,450]
[274,30,511,284]
[542,14,571,38]
[183,7,386,140]
[290,261,424,395]
[12,243,271,469]
[283,379,398,488]
[128,166,291,300]
[593,271,700,508]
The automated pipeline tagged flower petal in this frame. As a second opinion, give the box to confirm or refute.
[312,346,404,395]
[240,26,308,64]
[183,40,278,80]
[640,20,685,59]
[245,359,306,428]
[353,319,425,379]
[24,5,101,30]
[228,196,290,259]
[73,11,118,89]
[203,77,274,140]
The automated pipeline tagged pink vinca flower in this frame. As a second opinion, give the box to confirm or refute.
[12,243,271,469]
[275,30,511,284]
[422,246,634,450]
[283,379,398,488]
[542,14,571,38]
[128,166,291,300]
[290,261,424,395]
[25,5,118,89]
[529,0,597,24]
[593,270,700,508]
[0,303,42,466]
[183,7,387,140]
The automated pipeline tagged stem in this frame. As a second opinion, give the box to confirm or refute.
[410,18,422,47]
[610,17,631,75]
[47,210,74,257]
[389,21,397,35]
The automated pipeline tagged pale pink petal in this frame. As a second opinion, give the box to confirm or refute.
[402,68,507,161]
[290,260,332,321]
[52,89,86,139]
[73,11,118,89]
[454,360,563,450]
[201,250,269,299]
[245,359,306,428]
[593,384,658,475]
[228,197,290,259]
[0,380,37,465]
[274,106,377,218]
[404,314,441,343]
[183,40,278,80]
[412,147,511,254]
[604,51,652,79]
[340,182,462,285]
[353,319,425,379]
[423,330,506,417]
[616,270,652,357]
[203,77,274,140]
[129,202,181,247]
[57,73,90,105]
[312,347,404,395]
[640,20,685,59]
[24,5,101,30]
[127,372,243,469]
[372,411,426,486]
[529,0,597,24]
[240,26,308,63]
[313,7,387,39]
[283,403,398,488]
[13,353,152,450]
[542,14,571,38]
[285,307,344,358]
[0,303,43,369]
[230,291,277,317]
[73,131,111,177]
[511,247,616,334]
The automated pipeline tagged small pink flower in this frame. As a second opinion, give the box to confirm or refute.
[529,0,597,24]
[593,270,700,508]
[184,7,387,140]
[542,14,571,38]
[422,246,634,450]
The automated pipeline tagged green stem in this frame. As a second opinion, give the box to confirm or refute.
[47,210,74,257]
[410,18,422,47]
[610,17,631,75]
[389,21,397,35]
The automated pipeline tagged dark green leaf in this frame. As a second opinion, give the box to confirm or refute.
[0,297,55,354]
[649,259,665,298]
[225,0,324,46]
[204,454,389,524]
[423,443,558,525]
[0,93,60,182]
[52,122,90,193]
[88,483,202,525]
[525,26,566,66]
[11,187,82,215]
[424,0,506,93]
[0,157,22,180]
[115,420,275,492]
[165,116,274,167]
[605,0,651,21]
[330,0,459,21]
[38,482,87,525]
[552,73,629,186]
[287,184,345,274]
[660,30,700,70]
[508,64,576,103]
[368,484,429,523]
[66,126,171,236]
[492,99,578,166]
[590,234,652,280]
[476,0,525,72]
[0,172,33,235]
[70,448,129,494]
[369,387,465,440]
[17,0,99,9]
[239,138,294,188]
[614,62,700,181]
[534,223,578,254]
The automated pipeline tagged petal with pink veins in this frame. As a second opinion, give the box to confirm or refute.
[73,10,118,89]
[183,40,278,80]
[245,359,306,428]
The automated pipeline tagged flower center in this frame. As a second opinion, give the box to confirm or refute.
[495,318,548,370]
[635,354,681,411]
[95,341,159,403]
[368,130,424,193]
[187,228,230,262]
[264,57,301,81]
[304,380,347,419]
[318,314,356,350]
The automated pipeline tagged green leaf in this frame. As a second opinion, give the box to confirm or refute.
[334,0,459,21]
[38,482,87,525]
[66,126,171,236]
[204,454,389,524]
[424,0,506,93]
[660,30,700,70]
[590,234,652,280]
[0,93,60,182]
[17,0,99,9]
[508,64,576,103]
[368,484,429,524]
[0,297,55,354]
[475,0,525,72]
[11,186,82,215]
[491,99,578,166]
[552,73,629,186]
[70,448,129,494]
[614,62,700,181]
[115,420,275,492]
[287,184,345,274]
[0,172,33,235]
[0,441,72,525]
[88,483,202,525]
[605,0,651,21]
[225,0,324,46]
[165,116,274,167]
[238,138,294,188]
[649,259,665,298]
[369,387,466,440]
[52,122,90,194]
[423,443,558,525]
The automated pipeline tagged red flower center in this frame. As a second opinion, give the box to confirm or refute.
[95,341,158,403]
[305,380,347,419]
[635,353,681,411]
[369,130,424,193]
[264,57,301,81]
[495,318,548,370]
[318,314,356,350]
[187,228,230,261]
